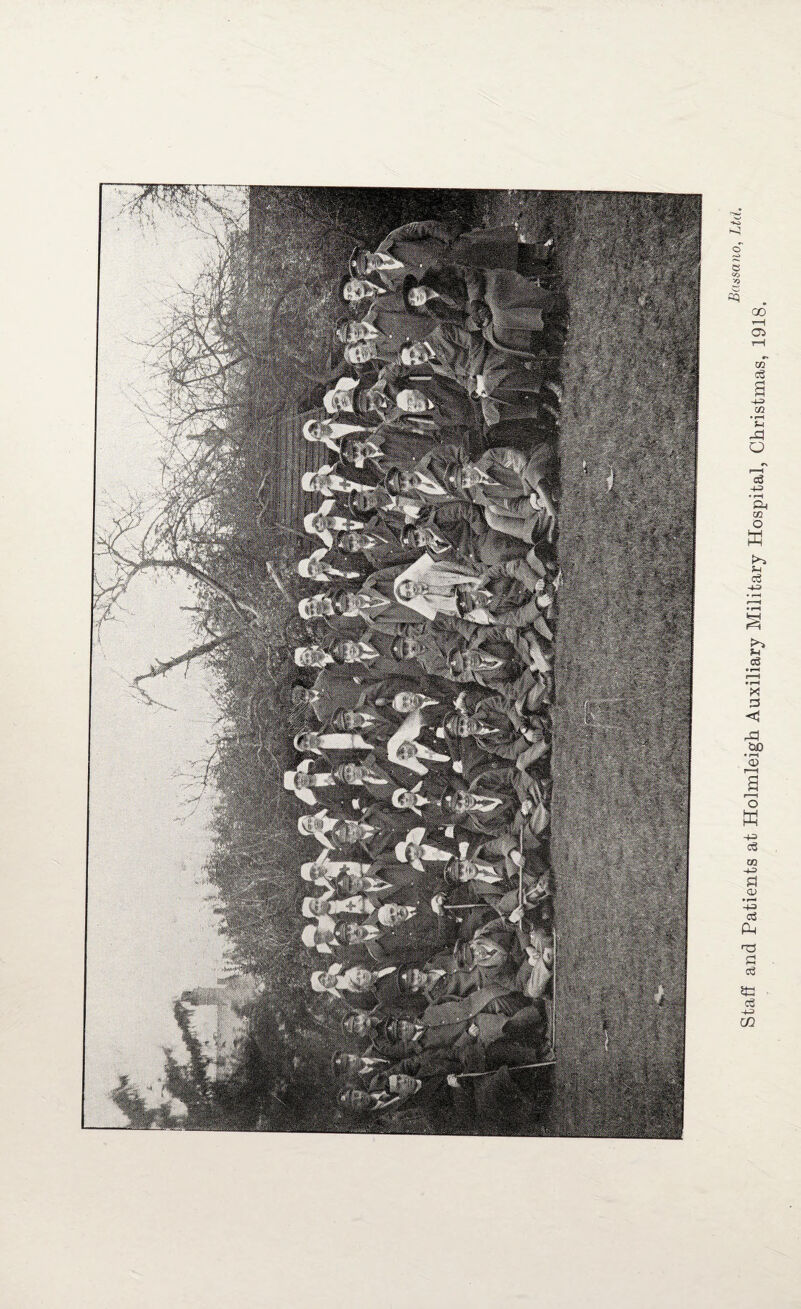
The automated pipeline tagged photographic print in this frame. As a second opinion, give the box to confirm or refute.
[86,184,700,1137]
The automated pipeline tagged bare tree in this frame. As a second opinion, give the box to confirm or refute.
[94,492,292,705]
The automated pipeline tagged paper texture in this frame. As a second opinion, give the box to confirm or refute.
[1,1,798,1303]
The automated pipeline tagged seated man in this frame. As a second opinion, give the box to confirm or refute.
[441,696,550,774]
[337,1071,430,1116]
[400,326,556,423]
[335,286,432,351]
[329,580,426,634]
[365,365,480,436]
[349,220,554,291]
[334,902,457,967]
[460,444,559,542]
[440,766,527,839]
[374,1002,550,1072]
[446,633,540,702]
[333,517,417,570]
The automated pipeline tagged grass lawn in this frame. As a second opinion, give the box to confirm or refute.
[486,191,701,1136]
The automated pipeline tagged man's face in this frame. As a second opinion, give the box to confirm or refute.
[456,859,477,881]
[389,1019,419,1043]
[397,389,428,414]
[403,968,426,992]
[340,821,361,844]
[345,1013,372,1037]
[339,532,360,554]
[380,903,410,928]
[340,710,360,730]
[388,1073,419,1098]
[462,650,482,670]
[296,648,315,668]
[341,1088,371,1111]
[342,923,366,945]
[349,966,372,990]
[343,278,370,302]
[342,763,361,785]
[341,640,361,661]
[397,579,421,601]
[340,594,359,616]
[456,714,474,738]
[346,321,366,344]
[346,342,375,365]
[461,464,481,489]
[402,343,429,367]
[451,792,471,814]
[407,286,429,308]
[400,636,422,659]
[394,691,421,713]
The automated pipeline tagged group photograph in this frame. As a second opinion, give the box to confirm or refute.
[85,184,700,1137]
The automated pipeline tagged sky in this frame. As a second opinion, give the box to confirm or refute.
[84,187,249,1126]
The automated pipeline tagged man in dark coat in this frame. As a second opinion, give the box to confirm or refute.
[402,503,531,572]
[332,752,407,806]
[295,665,370,724]
[367,365,479,435]
[388,626,463,682]
[327,703,398,747]
[441,765,525,839]
[340,427,441,481]
[329,575,426,633]
[350,221,554,289]
[364,901,458,967]
[336,291,432,353]
[333,516,417,570]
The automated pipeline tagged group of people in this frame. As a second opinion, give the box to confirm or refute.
[286,214,565,1120]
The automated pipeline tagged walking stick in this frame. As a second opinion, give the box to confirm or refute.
[517,825,525,911]
[448,1058,555,1084]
